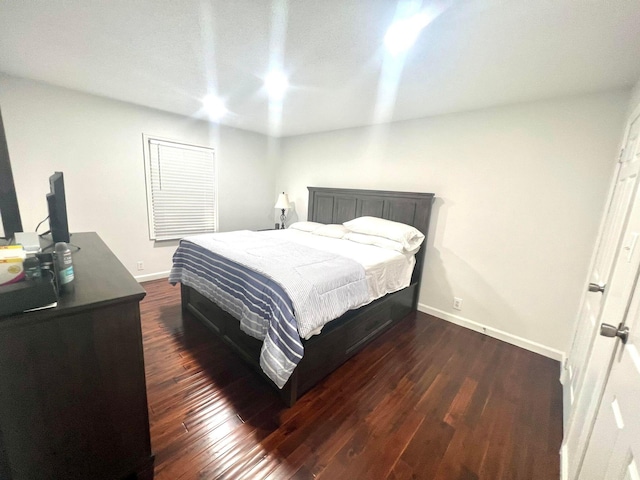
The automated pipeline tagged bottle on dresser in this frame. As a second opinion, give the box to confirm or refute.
[54,242,74,294]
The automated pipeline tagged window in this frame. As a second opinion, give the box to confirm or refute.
[143,135,217,241]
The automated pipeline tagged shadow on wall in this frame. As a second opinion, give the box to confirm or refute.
[421,197,525,338]
[421,197,454,313]
[288,202,299,226]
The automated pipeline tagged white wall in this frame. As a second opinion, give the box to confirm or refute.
[278,90,630,355]
[628,77,640,116]
[0,73,276,279]
[1,71,630,356]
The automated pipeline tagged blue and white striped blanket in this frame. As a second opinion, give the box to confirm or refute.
[169,231,370,388]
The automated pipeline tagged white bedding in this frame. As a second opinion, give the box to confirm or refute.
[262,228,416,305]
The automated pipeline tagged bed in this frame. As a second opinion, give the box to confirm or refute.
[175,187,435,406]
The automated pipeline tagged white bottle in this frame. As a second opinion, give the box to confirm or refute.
[54,242,74,294]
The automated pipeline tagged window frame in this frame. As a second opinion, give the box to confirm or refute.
[142,134,218,241]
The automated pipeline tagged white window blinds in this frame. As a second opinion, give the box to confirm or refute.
[143,136,217,241]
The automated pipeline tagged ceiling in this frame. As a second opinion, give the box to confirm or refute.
[1,0,640,137]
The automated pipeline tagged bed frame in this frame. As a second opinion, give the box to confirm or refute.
[180,187,435,406]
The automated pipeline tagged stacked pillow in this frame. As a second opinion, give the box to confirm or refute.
[288,221,323,232]
[289,222,350,239]
[343,216,424,254]
[288,216,425,254]
[312,224,350,239]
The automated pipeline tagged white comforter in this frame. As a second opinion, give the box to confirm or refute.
[262,228,416,304]
[187,231,371,339]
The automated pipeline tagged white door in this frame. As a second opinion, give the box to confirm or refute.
[579,265,640,479]
[564,110,640,479]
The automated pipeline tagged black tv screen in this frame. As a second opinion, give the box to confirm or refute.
[47,172,70,243]
[0,107,22,241]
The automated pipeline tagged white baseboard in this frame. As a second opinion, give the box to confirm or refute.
[418,303,565,361]
[559,351,570,434]
[559,352,568,384]
[134,270,170,283]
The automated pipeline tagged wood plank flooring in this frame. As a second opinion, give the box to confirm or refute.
[140,279,563,479]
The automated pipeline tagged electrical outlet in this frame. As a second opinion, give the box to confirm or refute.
[137,261,144,271]
[453,297,463,311]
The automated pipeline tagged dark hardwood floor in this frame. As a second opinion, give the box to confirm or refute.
[140,279,563,479]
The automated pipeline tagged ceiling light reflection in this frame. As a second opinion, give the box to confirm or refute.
[375,2,450,125]
[202,95,227,121]
[265,70,289,100]
[384,13,430,55]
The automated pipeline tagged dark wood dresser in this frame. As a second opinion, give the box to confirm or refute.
[0,232,153,480]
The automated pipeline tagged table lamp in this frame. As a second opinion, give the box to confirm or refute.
[274,192,290,229]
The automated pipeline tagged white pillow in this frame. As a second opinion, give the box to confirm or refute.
[312,224,349,239]
[344,232,407,253]
[343,216,425,251]
[289,221,323,233]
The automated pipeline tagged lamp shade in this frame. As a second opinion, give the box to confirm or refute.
[274,192,291,210]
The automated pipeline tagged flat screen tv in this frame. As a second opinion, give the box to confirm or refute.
[47,172,70,243]
[0,107,22,241]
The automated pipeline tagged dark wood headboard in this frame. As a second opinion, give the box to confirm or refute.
[307,187,435,286]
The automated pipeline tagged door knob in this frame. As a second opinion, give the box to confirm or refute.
[589,283,606,293]
[600,323,630,344]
